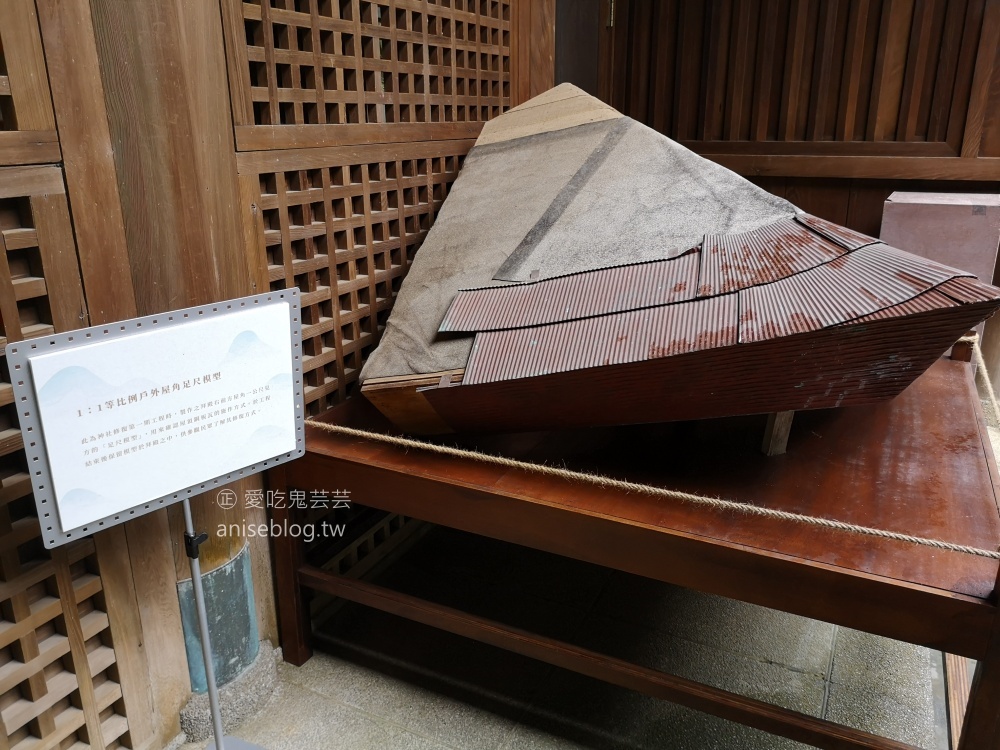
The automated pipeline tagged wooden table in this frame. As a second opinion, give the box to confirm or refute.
[271,357,1000,750]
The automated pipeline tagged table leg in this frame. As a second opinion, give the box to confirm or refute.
[268,465,313,666]
[958,597,1000,748]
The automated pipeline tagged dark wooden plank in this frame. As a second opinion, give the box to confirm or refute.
[235,121,484,150]
[701,0,732,141]
[807,0,846,141]
[235,138,478,175]
[846,180,895,236]
[958,572,1000,747]
[778,0,817,141]
[220,0,254,127]
[649,0,678,135]
[726,0,759,141]
[528,0,555,99]
[29,192,88,332]
[946,653,972,749]
[0,0,55,131]
[269,464,313,665]
[895,0,939,141]
[751,0,788,141]
[927,0,970,143]
[836,0,873,141]
[52,547,107,749]
[961,0,1000,156]
[784,178,852,224]
[945,0,987,152]
[672,0,704,140]
[0,131,60,166]
[867,0,916,141]
[625,0,654,122]
[0,230,22,345]
[35,0,137,325]
[300,568,924,750]
[697,153,1000,179]
[686,139,954,156]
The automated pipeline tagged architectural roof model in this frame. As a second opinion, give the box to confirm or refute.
[359,85,1000,435]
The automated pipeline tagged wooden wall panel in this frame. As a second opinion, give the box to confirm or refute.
[749,176,1000,235]
[602,0,1000,180]
[511,0,554,105]
[0,1,59,165]
[0,166,136,750]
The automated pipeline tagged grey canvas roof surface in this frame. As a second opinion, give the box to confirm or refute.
[359,84,797,383]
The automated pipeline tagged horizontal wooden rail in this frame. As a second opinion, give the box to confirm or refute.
[701,155,1000,181]
[300,564,921,750]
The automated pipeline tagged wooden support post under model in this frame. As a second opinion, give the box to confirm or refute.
[762,411,795,456]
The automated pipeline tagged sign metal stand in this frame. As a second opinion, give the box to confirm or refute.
[184,497,263,750]
[6,290,306,750]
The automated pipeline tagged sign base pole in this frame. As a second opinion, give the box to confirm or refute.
[183,497,266,750]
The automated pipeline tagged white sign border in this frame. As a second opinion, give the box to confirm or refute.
[6,289,306,549]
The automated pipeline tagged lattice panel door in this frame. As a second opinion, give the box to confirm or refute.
[0,169,130,749]
[0,1,60,166]
[225,0,512,148]
[239,140,470,414]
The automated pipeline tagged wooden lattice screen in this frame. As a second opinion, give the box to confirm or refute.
[228,0,513,415]
[225,0,512,149]
[238,141,471,414]
[0,5,132,749]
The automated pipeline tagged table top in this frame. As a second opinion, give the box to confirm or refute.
[303,357,1000,653]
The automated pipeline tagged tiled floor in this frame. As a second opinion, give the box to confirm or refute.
[183,525,950,750]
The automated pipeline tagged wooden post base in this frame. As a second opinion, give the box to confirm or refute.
[762,411,795,456]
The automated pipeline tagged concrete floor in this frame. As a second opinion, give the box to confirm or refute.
[182,525,950,750]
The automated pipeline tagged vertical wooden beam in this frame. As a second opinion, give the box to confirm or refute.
[93,526,156,748]
[958,595,1000,746]
[528,0,556,99]
[33,6,161,749]
[866,0,916,142]
[52,548,107,749]
[762,411,795,456]
[946,653,972,749]
[0,0,55,131]
[960,0,1000,157]
[268,464,312,665]
[650,0,678,135]
[34,0,137,326]
[752,0,784,141]
[836,0,871,141]
[778,0,811,142]
[673,0,704,140]
[220,0,254,127]
[87,0,266,572]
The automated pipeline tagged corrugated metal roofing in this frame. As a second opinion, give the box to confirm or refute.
[738,244,969,343]
[843,288,958,324]
[794,213,879,250]
[463,293,738,385]
[440,217,997,390]
[936,275,1000,304]
[698,218,845,297]
[439,252,699,333]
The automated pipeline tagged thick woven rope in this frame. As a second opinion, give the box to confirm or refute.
[305,340,1000,560]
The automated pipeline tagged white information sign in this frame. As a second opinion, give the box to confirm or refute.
[7,290,304,548]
